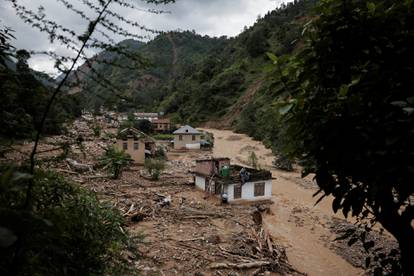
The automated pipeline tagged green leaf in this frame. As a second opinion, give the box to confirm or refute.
[338,85,349,99]
[266,52,278,64]
[263,64,274,73]
[332,196,342,213]
[367,2,376,14]
[279,103,294,115]
[350,77,360,86]
[313,194,326,206]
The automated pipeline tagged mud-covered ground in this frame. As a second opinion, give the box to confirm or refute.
[1,118,399,276]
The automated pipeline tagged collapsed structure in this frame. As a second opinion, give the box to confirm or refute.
[115,128,156,164]
[194,158,272,202]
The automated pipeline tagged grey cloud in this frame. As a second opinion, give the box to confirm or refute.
[0,0,290,74]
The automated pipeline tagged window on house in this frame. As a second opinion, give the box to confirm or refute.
[234,184,242,199]
[192,135,196,141]
[134,142,139,150]
[123,142,128,150]
[179,135,183,141]
[254,182,265,197]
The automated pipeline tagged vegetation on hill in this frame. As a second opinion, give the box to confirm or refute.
[71,31,227,113]
[0,49,82,139]
[159,0,318,137]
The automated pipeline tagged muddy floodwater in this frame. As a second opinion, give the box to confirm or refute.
[202,128,364,276]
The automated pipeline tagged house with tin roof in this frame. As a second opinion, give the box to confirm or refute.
[173,125,202,150]
[115,128,156,164]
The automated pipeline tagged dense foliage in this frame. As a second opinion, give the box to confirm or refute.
[73,31,226,112]
[144,158,165,180]
[99,146,133,179]
[270,0,413,274]
[159,0,317,125]
[0,167,135,275]
[0,50,82,139]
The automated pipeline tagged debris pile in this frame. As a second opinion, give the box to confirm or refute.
[79,167,303,275]
[2,116,304,275]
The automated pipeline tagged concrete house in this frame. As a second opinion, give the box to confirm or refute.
[134,112,158,122]
[152,118,171,133]
[173,125,202,150]
[115,128,156,165]
[194,158,272,202]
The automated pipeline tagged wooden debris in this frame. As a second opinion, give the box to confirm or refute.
[210,261,271,269]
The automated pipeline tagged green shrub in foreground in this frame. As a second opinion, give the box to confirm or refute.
[0,167,138,275]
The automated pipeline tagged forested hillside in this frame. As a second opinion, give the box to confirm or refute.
[72,0,317,151]
[70,31,226,112]
[159,0,318,146]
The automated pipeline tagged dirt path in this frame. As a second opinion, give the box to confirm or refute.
[201,128,364,276]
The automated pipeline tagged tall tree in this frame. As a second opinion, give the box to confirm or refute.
[1,1,174,274]
[275,0,414,274]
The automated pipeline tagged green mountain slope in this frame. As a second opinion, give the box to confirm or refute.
[71,31,226,112]
[74,0,316,149]
[159,0,317,134]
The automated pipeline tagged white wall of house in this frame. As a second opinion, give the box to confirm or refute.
[225,180,272,202]
[195,175,206,191]
[174,134,201,149]
[186,143,201,149]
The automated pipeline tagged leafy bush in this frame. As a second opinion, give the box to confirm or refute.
[0,167,137,275]
[92,124,101,137]
[144,158,166,180]
[99,146,132,179]
[134,119,153,134]
[247,151,259,169]
[152,133,174,140]
[155,146,167,160]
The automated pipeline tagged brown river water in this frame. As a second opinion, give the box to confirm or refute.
[202,128,364,276]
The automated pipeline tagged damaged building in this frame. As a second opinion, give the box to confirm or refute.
[115,128,156,165]
[194,158,273,202]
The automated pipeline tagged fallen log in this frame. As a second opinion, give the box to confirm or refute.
[210,261,270,269]
[182,215,209,220]
[84,175,111,179]
[54,169,78,175]
[66,158,93,172]
[264,229,273,254]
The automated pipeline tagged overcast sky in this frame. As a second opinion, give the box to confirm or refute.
[0,0,291,75]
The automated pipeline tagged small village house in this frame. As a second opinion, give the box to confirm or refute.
[152,118,171,133]
[194,158,272,202]
[173,125,202,150]
[134,112,159,122]
[115,128,156,164]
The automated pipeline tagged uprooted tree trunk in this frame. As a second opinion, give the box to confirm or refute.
[66,158,93,173]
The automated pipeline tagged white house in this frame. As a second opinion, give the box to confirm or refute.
[194,158,272,202]
[173,125,202,150]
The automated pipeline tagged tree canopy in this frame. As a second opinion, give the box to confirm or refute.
[273,0,414,274]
